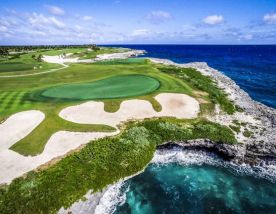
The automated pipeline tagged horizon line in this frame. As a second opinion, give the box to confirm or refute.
[1,44,276,46]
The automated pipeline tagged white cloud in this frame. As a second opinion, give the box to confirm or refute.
[239,34,253,40]
[82,16,93,21]
[45,5,65,16]
[131,29,151,37]
[263,13,276,24]
[28,13,65,29]
[146,10,172,24]
[0,25,8,32]
[203,15,224,25]
[75,25,83,30]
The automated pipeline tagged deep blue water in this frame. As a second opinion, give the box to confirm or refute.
[115,163,276,214]
[105,45,276,108]
[102,45,276,214]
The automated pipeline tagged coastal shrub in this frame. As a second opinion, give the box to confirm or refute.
[243,129,253,138]
[158,66,236,114]
[0,119,237,213]
[229,124,241,133]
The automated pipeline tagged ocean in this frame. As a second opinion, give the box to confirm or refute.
[108,45,276,109]
[95,150,276,214]
[99,45,276,213]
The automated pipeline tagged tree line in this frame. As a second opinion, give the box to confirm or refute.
[0,44,99,57]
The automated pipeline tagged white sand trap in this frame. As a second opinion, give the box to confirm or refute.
[0,110,45,151]
[0,93,199,184]
[59,93,200,127]
[0,131,118,184]
[42,50,145,65]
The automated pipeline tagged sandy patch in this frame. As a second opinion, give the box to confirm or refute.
[0,110,45,151]
[0,93,198,184]
[59,93,200,127]
[42,50,145,65]
[0,131,118,184]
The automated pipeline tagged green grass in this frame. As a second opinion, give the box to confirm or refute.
[0,53,62,76]
[0,118,237,214]
[0,49,234,157]
[229,124,241,133]
[40,75,160,100]
[93,58,146,65]
[0,62,35,72]
[78,47,129,59]
[243,129,253,138]
[10,103,116,156]
[157,65,236,114]
[0,60,193,155]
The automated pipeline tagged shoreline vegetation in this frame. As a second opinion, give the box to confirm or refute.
[0,118,237,213]
[0,45,275,213]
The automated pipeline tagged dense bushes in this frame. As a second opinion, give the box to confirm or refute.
[0,119,237,213]
[158,66,236,114]
[140,118,237,144]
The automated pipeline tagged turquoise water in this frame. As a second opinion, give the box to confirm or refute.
[114,163,276,214]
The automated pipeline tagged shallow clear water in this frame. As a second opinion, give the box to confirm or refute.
[114,163,276,214]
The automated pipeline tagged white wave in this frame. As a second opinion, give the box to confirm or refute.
[152,149,276,182]
[94,181,128,214]
[61,149,276,214]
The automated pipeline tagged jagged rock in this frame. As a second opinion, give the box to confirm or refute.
[149,58,276,165]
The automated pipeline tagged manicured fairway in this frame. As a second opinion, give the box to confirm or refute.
[41,75,160,100]
[0,62,35,72]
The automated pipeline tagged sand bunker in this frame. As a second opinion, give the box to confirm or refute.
[0,110,45,150]
[0,93,199,184]
[59,93,200,127]
[42,50,145,65]
[0,131,118,184]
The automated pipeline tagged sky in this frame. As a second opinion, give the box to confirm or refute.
[0,0,276,45]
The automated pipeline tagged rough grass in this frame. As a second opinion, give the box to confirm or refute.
[0,53,62,76]
[40,75,160,100]
[0,118,237,214]
[157,65,236,114]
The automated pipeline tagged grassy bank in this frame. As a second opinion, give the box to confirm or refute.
[157,65,236,114]
[1,57,236,156]
[0,118,237,214]
[1,59,195,156]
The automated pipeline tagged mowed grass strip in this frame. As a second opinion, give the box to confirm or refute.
[10,104,116,156]
[40,75,160,100]
[0,91,34,116]
[0,62,34,73]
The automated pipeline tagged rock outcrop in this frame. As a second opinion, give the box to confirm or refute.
[149,58,276,165]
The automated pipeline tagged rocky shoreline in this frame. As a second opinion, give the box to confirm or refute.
[59,56,276,213]
[148,58,276,165]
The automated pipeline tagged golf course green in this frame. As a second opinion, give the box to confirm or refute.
[41,75,160,100]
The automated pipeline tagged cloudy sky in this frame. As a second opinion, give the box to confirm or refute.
[1,0,276,45]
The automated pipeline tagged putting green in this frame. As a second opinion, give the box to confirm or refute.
[41,75,160,100]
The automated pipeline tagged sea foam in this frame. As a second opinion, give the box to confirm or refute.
[61,149,276,214]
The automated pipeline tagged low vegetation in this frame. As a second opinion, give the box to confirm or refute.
[157,65,236,114]
[243,129,253,138]
[0,118,237,214]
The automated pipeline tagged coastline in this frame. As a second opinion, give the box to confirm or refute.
[61,148,276,214]
[148,58,276,165]
[58,54,276,213]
